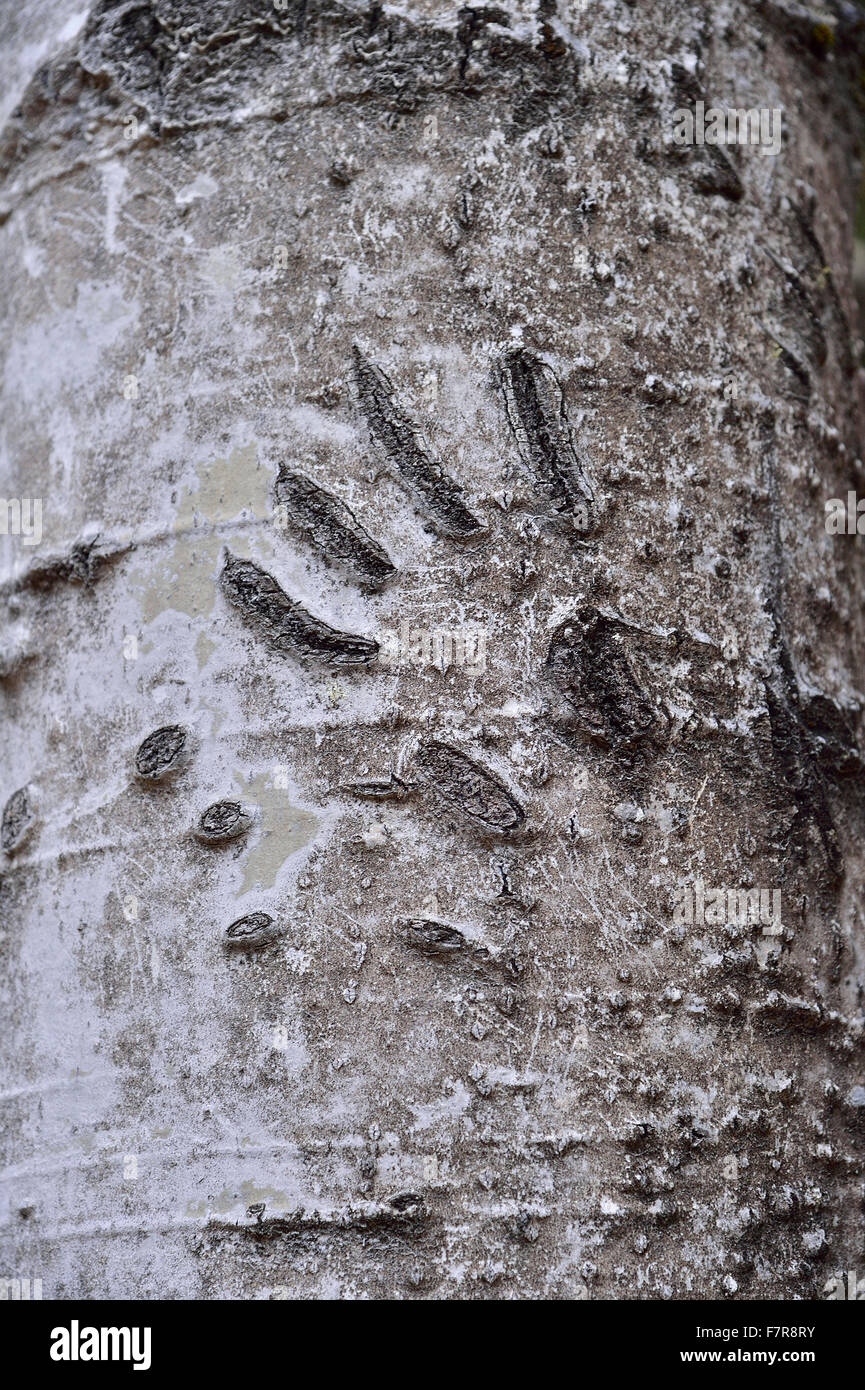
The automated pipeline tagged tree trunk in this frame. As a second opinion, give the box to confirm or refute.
[1,0,865,1301]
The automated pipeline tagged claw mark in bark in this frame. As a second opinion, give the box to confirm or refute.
[402,918,467,955]
[195,801,255,844]
[135,725,189,780]
[4,533,131,596]
[221,550,378,666]
[0,624,33,682]
[751,991,826,1034]
[342,772,410,801]
[670,64,743,202]
[546,609,664,749]
[789,201,854,374]
[415,740,526,831]
[498,348,595,528]
[756,1,844,57]
[692,144,743,201]
[273,466,396,587]
[760,323,811,400]
[761,243,826,369]
[763,626,844,881]
[457,6,512,81]
[800,693,863,780]
[210,1198,427,1242]
[223,911,280,951]
[351,347,484,540]
[1,787,34,853]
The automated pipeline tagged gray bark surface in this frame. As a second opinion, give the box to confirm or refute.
[1,0,865,1300]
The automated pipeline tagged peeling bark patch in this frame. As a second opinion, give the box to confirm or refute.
[351,347,484,540]
[1,786,33,853]
[546,610,662,749]
[415,740,525,831]
[135,725,188,780]
[273,466,396,587]
[223,911,280,952]
[194,801,254,844]
[221,550,378,665]
[402,918,466,955]
[499,347,595,527]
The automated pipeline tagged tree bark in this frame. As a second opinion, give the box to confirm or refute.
[1,0,865,1300]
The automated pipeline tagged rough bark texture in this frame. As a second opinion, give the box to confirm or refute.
[1,0,865,1301]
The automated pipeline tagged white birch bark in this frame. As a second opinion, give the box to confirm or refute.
[1,0,864,1300]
